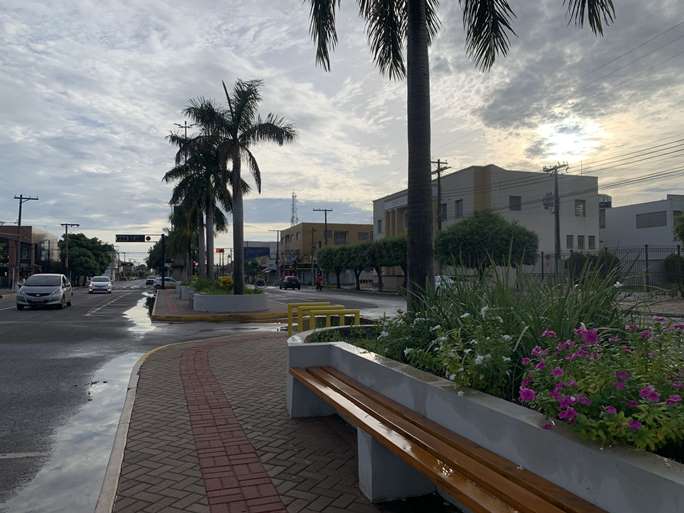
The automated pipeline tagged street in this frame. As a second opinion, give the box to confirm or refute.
[0,281,403,513]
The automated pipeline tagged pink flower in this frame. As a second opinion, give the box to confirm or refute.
[542,329,557,338]
[519,387,536,402]
[564,379,577,387]
[627,400,639,408]
[521,376,532,387]
[614,381,626,391]
[542,422,555,430]
[559,395,577,409]
[628,418,642,431]
[654,316,667,323]
[551,367,564,378]
[531,346,546,357]
[576,326,598,345]
[521,357,531,366]
[615,370,631,382]
[603,406,617,415]
[673,381,684,389]
[673,323,684,330]
[558,407,577,423]
[639,385,660,403]
[640,330,652,340]
[535,361,546,370]
[666,394,682,406]
[577,395,592,406]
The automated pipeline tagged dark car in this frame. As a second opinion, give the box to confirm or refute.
[279,276,301,290]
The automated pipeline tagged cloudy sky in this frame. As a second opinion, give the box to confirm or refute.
[2,0,683,261]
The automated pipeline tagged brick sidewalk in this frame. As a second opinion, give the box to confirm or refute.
[111,333,385,513]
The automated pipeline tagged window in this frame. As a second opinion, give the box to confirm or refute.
[455,199,464,218]
[358,232,370,241]
[566,235,574,250]
[636,211,667,228]
[376,219,382,234]
[439,203,447,221]
[334,231,348,245]
[509,195,522,211]
[588,235,596,250]
[599,208,606,229]
[575,200,586,217]
[577,235,585,250]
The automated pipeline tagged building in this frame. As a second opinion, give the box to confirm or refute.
[279,222,374,285]
[0,225,35,288]
[373,164,600,254]
[600,194,684,248]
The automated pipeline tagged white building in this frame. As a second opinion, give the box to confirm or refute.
[600,195,684,248]
[373,164,600,254]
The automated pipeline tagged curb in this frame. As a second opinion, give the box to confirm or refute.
[94,335,242,513]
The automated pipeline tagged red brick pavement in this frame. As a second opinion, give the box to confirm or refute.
[111,333,386,513]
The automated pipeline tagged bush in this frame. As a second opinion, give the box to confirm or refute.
[565,251,621,280]
[664,254,684,284]
[520,323,684,453]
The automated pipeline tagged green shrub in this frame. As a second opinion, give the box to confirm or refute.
[664,254,684,284]
[565,251,621,279]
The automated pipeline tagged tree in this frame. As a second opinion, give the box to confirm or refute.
[367,239,390,291]
[435,211,538,274]
[675,214,684,244]
[346,244,371,290]
[317,246,345,288]
[384,237,408,288]
[307,0,615,308]
[183,82,296,294]
[59,233,113,285]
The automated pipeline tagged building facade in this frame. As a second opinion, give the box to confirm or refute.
[0,225,35,288]
[373,164,600,255]
[600,194,684,248]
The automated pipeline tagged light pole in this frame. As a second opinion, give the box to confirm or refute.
[269,229,284,280]
[543,163,569,276]
[313,208,333,246]
[60,223,80,281]
[12,194,38,288]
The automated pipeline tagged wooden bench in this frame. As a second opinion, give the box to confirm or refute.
[290,366,607,513]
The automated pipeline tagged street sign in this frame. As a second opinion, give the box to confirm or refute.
[116,234,147,243]
[215,248,225,253]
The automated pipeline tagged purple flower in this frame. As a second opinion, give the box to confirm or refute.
[615,370,631,382]
[542,329,557,338]
[608,335,621,343]
[551,367,564,378]
[542,422,555,430]
[640,330,652,340]
[614,381,626,391]
[521,376,532,387]
[674,323,684,330]
[639,385,660,403]
[559,395,578,409]
[627,400,639,408]
[578,395,592,406]
[625,324,639,332]
[666,394,682,406]
[535,361,546,370]
[531,346,545,357]
[519,387,536,402]
[564,379,577,388]
[654,316,667,323]
[575,325,599,345]
[558,407,577,423]
[521,357,531,366]
[603,406,617,415]
[628,418,642,431]
[673,381,684,389]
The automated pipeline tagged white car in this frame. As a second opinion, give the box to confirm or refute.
[16,274,73,310]
[89,276,112,294]
[153,276,177,289]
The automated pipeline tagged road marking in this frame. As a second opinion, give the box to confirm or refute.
[0,306,16,311]
[85,292,134,317]
[0,452,49,460]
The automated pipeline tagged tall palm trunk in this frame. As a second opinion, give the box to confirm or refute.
[406,0,433,309]
[205,200,215,278]
[197,209,207,278]
[232,152,245,294]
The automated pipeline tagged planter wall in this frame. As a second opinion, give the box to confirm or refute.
[192,292,267,313]
[288,330,684,513]
[179,286,195,301]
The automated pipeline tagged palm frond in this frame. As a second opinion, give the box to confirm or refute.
[460,0,516,70]
[424,0,441,43]
[308,0,341,71]
[359,0,406,80]
[240,114,297,146]
[242,148,262,193]
[564,0,615,35]
[231,80,263,133]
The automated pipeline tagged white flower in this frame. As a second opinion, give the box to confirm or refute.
[437,336,448,343]
[480,306,489,317]
[502,356,511,362]
[460,312,471,319]
[463,348,472,354]
[502,335,512,342]
[495,316,504,323]
[430,325,442,332]
[614,281,623,288]
[403,348,414,357]
[474,355,484,365]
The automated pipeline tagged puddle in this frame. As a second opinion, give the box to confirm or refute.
[0,352,142,513]
[123,296,156,336]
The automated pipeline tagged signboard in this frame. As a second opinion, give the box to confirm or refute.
[215,248,225,254]
[116,234,148,243]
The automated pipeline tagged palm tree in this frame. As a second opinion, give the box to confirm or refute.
[306,0,615,307]
[184,81,296,294]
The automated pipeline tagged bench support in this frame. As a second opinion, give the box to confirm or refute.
[357,429,435,503]
[287,375,335,418]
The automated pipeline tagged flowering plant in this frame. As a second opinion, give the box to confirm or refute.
[519,320,684,451]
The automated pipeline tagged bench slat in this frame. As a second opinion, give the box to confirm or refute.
[308,367,566,513]
[323,367,605,513]
[290,367,516,513]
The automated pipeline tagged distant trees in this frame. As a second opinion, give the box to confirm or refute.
[58,233,114,285]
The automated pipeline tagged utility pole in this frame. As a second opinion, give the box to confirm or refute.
[60,223,80,281]
[431,159,450,232]
[313,208,333,246]
[543,163,569,276]
[311,226,317,286]
[174,121,195,166]
[269,229,283,280]
[291,192,299,226]
[160,234,166,289]
[12,195,38,288]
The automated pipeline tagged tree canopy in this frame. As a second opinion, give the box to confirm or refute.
[59,233,114,284]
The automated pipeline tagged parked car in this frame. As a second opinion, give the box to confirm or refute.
[279,276,301,290]
[89,276,112,294]
[16,274,73,310]
[153,276,178,289]
[145,276,158,286]
[255,279,266,287]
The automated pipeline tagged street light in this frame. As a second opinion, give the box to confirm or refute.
[60,223,80,281]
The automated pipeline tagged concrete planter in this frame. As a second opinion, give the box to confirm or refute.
[288,328,684,513]
[178,286,195,301]
[192,292,267,313]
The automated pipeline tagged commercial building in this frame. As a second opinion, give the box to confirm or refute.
[600,194,684,248]
[279,222,374,285]
[373,164,600,254]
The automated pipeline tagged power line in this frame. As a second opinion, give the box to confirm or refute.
[571,136,684,168]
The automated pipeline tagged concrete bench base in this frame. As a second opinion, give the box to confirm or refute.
[192,293,267,313]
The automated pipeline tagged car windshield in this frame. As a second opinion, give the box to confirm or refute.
[92,277,110,282]
[25,275,61,287]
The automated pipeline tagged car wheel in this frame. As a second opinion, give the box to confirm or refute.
[59,297,66,309]
[67,300,72,306]
[16,305,24,311]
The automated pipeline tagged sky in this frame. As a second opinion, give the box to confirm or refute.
[2,0,684,262]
